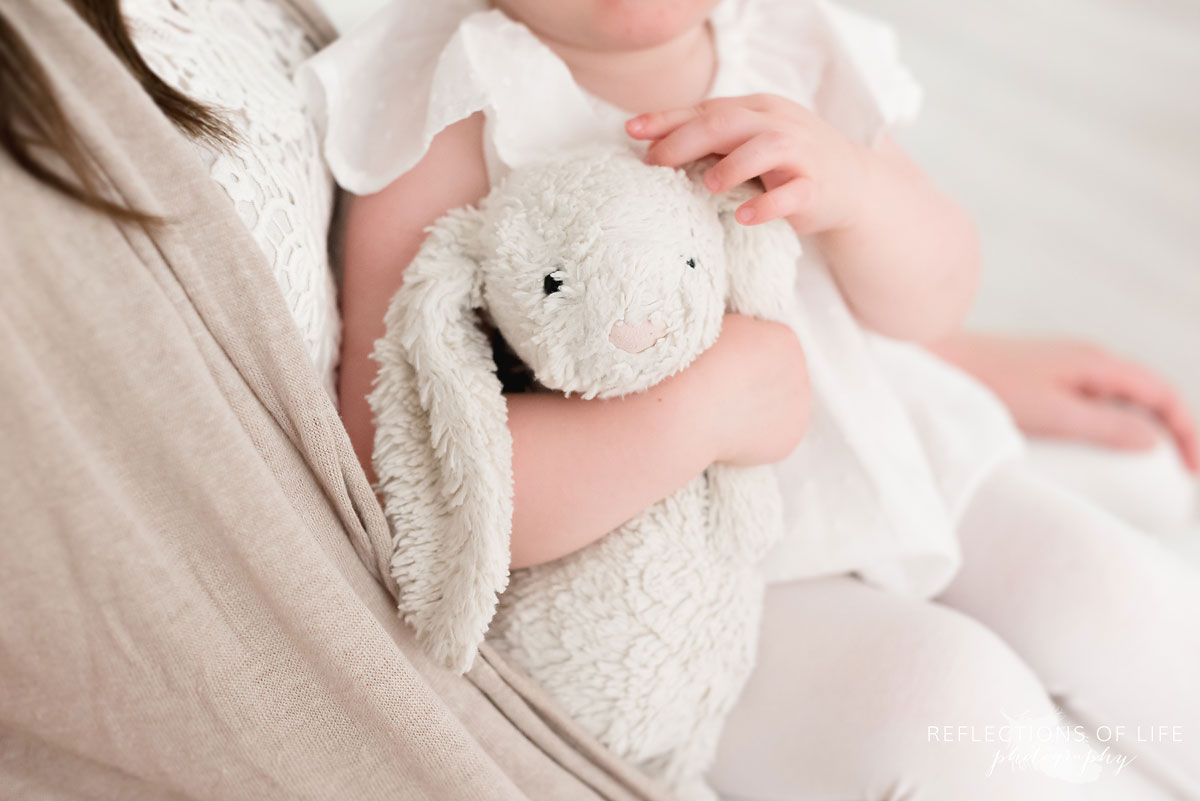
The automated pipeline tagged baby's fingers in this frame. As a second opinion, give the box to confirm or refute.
[1135,383,1199,472]
[627,95,779,140]
[705,132,799,192]
[1077,354,1200,471]
[1174,418,1199,472]
[641,106,768,168]
[735,177,813,226]
[1033,394,1159,452]
[627,107,702,140]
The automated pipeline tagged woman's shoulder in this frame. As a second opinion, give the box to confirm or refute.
[126,0,343,395]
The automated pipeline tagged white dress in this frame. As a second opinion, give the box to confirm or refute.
[299,0,1024,599]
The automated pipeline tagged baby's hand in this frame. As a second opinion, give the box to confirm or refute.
[627,94,869,234]
[933,333,1200,472]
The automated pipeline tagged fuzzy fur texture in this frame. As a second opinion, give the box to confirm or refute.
[370,148,802,801]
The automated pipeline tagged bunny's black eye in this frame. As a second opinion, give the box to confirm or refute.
[686,258,697,269]
[543,272,563,295]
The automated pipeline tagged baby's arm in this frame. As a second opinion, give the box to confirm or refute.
[507,314,807,567]
[931,333,1199,471]
[630,97,978,343]
[339,115,810,570]
[812,134,980,344]
[339,115,491,479]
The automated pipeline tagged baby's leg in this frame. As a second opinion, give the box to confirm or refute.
[709,576,1091,801]
[942,461,1200,797]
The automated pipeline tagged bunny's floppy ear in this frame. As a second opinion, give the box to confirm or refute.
[369,206,512,674]
[686,160,803,321]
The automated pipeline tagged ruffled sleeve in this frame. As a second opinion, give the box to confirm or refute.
[297,0,601,195]
[296,0,482,194]
[814,1,924,145]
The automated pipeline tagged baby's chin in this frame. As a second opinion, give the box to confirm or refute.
[586,0,720,49]
[497,0,719,52]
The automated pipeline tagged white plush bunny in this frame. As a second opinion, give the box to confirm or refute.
[370,148,801,801]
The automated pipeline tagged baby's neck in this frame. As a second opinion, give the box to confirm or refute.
[540,23,717,115]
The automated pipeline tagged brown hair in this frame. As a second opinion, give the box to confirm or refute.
[0,0,233,222]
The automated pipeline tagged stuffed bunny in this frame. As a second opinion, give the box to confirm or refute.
[370,148,801,801]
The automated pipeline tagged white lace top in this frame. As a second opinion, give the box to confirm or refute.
[126,0,341,400]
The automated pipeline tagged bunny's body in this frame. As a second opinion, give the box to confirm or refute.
[371,149,801,801]
[493,470,775,801]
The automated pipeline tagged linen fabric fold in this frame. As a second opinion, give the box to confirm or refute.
[0,2,675,799]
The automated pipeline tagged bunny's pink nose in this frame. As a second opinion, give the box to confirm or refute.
[609,317,667,353]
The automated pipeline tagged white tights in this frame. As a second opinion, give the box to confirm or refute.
[709,456,1200,800]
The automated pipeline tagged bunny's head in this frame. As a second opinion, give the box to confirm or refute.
[369,147,799,673]
[477,151,728,397]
